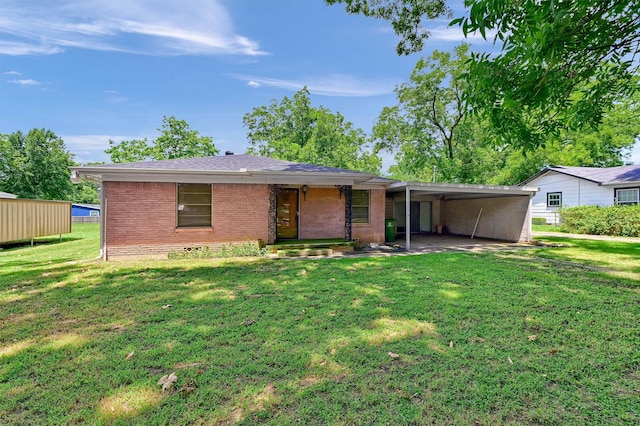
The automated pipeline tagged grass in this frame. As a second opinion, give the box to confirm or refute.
[1,225,638,425]
[532,224,563,232]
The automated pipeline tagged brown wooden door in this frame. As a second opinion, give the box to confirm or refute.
[276,189,298,239]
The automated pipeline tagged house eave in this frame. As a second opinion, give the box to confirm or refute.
[387,181,539,198]
[70,167,384,186]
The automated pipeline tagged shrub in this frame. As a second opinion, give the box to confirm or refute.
[532,217,547,225]
[168,241,268,259]
[559,205,640,237]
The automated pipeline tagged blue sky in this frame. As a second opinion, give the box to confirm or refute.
[1,0,638,167]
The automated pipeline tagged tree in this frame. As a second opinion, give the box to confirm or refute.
[373,44,505,183]
[105,116,219,163]
[373,44,640,184]
[0,129,75,200]
[491,92,640,184]
[243,87,381,173]
[327,0,640,149]
[325,0,449,55]
[457,0,640,149]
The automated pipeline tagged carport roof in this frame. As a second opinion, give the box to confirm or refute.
[386,181,539,199]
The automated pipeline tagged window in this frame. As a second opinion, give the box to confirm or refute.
[352,190,370,223]
[547,192,562,207]
[615,188,639,206]
[89,210,99,217]
[177,183,212,227]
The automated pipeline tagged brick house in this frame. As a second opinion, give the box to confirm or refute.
[71,154,387,259]
[71,154,539,259]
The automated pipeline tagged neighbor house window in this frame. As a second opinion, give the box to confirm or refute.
[89,210,99,217]
[352,190,370,223]
[177,183,212,227]
[547,192,562,207]
[615,188,639,205]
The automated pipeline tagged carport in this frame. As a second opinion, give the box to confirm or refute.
[385,182,539,250]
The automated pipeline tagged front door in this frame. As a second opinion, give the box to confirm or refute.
[276,189,298,239]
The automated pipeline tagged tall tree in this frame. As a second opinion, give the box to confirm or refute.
[0,129,75,200]
[328,0,640,149]
[374,44,639,184]
[373,44,504,183]
[105,116,219,163]
[243,87,381,173]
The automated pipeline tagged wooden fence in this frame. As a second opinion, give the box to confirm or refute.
[0,198,72,244]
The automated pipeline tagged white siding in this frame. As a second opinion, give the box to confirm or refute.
[528,171,613,224]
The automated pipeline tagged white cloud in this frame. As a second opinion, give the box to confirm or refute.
[0,0,265,56]
[428,26,498,43]
[9,79,40,85]
[63,134,139,164]
[232,74,395,97]
[3,70,21,75]
[104,90,119,94]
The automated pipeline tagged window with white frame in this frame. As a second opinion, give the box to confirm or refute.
[547,192,562,207]
[352,190,370,223]
[89,210,99,217]
[615,188,639,205]
[177,183,212,227]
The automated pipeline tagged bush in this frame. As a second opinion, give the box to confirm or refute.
[168,241,268,259]
[559,205,640,237]
[532,217,547,225]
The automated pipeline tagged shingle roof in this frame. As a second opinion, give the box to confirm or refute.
[93,154,374,176]
[520,165,640,185]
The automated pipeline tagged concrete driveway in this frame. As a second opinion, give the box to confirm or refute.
[391,234,533,254]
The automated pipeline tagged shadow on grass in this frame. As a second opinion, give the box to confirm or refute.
[1,253,638,424]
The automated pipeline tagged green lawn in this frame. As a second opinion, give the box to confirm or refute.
[1,225,638,425]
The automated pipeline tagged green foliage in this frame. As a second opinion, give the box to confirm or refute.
[373,44,508,183]
[243,87,381,173]
[457,0,640,149]
[328,0,640,150]
[559,205,640,237]
[326,0,449,55]
[106,116,219,163]
[532,217,547,225]
[0,129,75,200]
[168,241,268,259]
[374,42,639,185]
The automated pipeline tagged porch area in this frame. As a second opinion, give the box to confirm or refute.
[266,238,355,257]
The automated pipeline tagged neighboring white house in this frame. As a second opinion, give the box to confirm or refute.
[519,165,640,224]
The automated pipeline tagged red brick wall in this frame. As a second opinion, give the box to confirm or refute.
[353,188,385,243]
[297,187,385,243]
[299,187,345,239]
[103,182,269,257]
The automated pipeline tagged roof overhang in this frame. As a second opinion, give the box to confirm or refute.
[70,167,383,186]
[387,181,539,200]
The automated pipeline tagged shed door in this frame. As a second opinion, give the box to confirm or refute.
[420,202,431,232]
[276,189,298,239]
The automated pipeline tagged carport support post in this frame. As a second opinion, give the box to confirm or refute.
[405,186,411,250]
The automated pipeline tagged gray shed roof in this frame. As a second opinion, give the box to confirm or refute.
[520,165,640,186]
[0,191,17,199]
